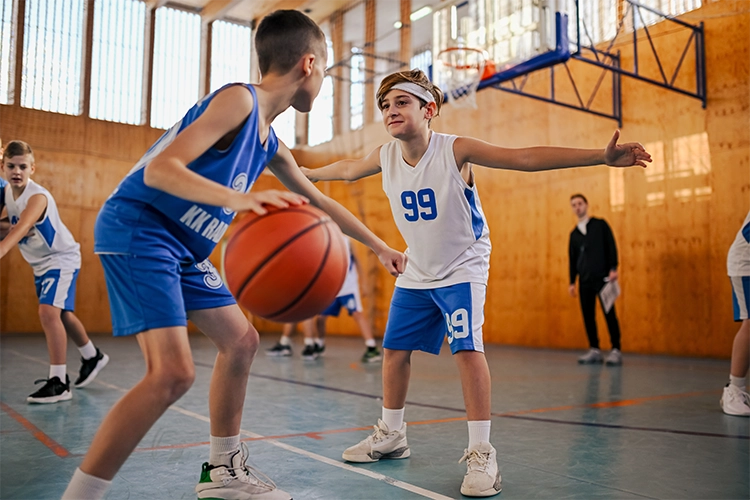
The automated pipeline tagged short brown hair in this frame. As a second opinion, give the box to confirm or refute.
[255,10,327,76]
[3,140,33,161]
[570,193,588,204]
[376,69,444,117]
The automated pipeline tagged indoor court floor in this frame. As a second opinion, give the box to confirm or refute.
[1,333,748,500]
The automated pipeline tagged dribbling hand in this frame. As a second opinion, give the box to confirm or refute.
[604,130,652,168]
[231,190,308,216]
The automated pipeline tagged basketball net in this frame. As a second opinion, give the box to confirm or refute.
[435,47,488,109]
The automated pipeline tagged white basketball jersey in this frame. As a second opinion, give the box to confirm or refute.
[338,238,360,297]
[380,132,491,289]
[4,180,81,276]
[728,210,750,276]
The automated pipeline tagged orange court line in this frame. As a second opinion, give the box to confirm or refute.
[0,401,70,458]
[495,389,719,417]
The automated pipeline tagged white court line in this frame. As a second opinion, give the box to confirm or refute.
[6,349,455,500]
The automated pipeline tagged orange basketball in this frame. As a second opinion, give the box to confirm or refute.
[223,204,349,323]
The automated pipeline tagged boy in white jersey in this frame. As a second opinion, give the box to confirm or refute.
[62,10,406,500]
[0,141,109,404]
[303,69,651,497]
[720,209,750,416]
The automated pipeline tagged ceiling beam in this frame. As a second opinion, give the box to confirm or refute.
[201,0,245,24]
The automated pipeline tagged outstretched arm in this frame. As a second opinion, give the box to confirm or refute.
[0,193,46,258]
[454,130,651,172]
[268,143,405,277]
[301,147,382,182]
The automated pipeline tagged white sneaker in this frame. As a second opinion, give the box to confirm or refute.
[342,419,410,463]
[604,348,623,366]
[195,443,291,499]
[720,384,750,416]
[578,348,603,364]
[459,442,502,497]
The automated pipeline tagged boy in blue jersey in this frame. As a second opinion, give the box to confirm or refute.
[303,69,650,497]
[0,141,109,404]
[62,10,406,500]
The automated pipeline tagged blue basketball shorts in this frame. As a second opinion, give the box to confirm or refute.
[383,282,486,355]
[730,276,750,321]
[99,253,236,336]
[321,291,362,317]
[35,268,79,311]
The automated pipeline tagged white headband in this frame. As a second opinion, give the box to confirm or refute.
[389,82,436,104]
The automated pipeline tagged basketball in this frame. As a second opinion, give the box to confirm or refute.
[223,204,349,323]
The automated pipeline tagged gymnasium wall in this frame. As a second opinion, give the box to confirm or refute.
[1,0,747,359]
[292,0,749,358]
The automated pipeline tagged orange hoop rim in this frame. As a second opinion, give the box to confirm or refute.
[436,47,497,80]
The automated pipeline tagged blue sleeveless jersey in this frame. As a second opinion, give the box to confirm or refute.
[94,83,278,262]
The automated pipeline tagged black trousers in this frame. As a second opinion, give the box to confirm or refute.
[579,281,621,350]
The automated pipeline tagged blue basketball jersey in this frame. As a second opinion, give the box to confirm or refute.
[95,83,278,262]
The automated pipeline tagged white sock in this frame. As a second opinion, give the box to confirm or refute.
[209,435,240,467]
[61,468,112,500]
[49,364,66,381]
[468,420,491,449]
[365,339,376,348]
[304,337,315,346]
[315,338,325,347]
[730,375,747,390]
[382,407,404,431]
[279,336,291,346]
[78,341,97,360]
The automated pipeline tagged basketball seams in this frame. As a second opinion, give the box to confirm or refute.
[235,219,330,300]
[224,207,329,258]
[265,221,334,320]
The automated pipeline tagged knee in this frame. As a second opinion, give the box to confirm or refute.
[37,305,61,326]
[148,364,195,403]
[236,327,260,359]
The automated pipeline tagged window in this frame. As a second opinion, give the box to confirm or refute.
[273,106,296,148]
[90,0,146,124]
[349,52,364,130]
[0,0,15,104]
[411,47,432,79]
[151,7,200,129]
[210,20,252,93]
[21,0,85,114]
[307,37,334,147]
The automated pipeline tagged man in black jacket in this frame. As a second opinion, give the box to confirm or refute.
[568,194,622,365]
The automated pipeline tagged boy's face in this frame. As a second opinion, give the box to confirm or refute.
[2,154,35,188]
[380,89,434,138]
[570,197,588,218]
[294,49,328,113]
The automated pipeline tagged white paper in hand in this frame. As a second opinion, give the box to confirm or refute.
[599,280,621,314]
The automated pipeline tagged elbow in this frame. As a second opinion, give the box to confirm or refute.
[143,163,165,189]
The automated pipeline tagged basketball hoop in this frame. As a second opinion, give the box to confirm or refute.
[435,47,493,109]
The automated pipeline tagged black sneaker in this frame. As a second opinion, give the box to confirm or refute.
[265,343,292,357]
[74,348,110,388]
[301,344,318,360]
[27,375,72,404]
[362,346,382,363]
[314,343,325,357]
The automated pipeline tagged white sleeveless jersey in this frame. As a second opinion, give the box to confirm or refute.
[380,133,491,288]
[338,238,360,297]
[4,180,81,276]
[728,210,750,276]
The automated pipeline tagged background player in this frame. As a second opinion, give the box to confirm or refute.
[721,209,750,416]
[62,10,405,500]
[303,69,650,497]
[0,140,109,404]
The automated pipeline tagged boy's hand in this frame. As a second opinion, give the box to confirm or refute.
[230,190,308,216]
[299,166,318,183]
[377,246,408,277]
[569,284,577,298]
[604,130,652,167]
